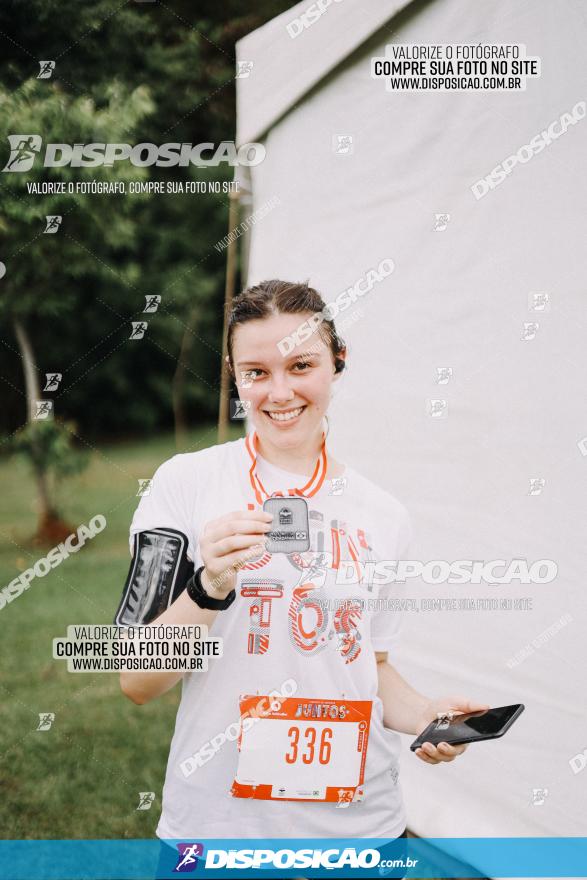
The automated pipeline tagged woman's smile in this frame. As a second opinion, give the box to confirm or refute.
[262,404,307,425]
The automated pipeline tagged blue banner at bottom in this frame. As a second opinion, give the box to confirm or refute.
[1,838,586,879]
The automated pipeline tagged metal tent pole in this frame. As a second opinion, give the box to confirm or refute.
[217,188,240,444]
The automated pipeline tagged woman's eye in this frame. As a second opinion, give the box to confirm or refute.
[241,368,263,381]
[292,361,311,371]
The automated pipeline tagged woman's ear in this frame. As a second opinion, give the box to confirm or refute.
[334,347,347,376]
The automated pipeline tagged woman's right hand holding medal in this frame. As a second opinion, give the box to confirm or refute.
[199,509,274,596]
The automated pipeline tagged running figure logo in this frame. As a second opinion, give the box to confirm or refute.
[44,215,62,234]
[336,788,354,808]
[143,295,161,313]
[43,373,62,391]
[174,843,204,873]
[37,61,55,79]
[36,713,55,731]
[33,400,53,420]
[529,292,550,312]
[433,213,450,231]
[530,788,548,806]
[522,322,539,341]
[135,791,155,810]
[236,60,253,78]
[427,398,447,419]
[230,399,250,420]
[2,135,42,172]
[435,367,452,385]
[129,321,148,340]
[333,134,353,155]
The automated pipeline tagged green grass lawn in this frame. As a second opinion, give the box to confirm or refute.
[0,423,243,840]
[0,424,485,877]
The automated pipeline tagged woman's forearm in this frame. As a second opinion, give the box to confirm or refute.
[119,585,223,705]
[376,658,431,735]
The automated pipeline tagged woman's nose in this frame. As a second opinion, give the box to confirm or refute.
[267,373,295,403]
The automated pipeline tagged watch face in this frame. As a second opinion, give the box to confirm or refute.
[263,497,310,554]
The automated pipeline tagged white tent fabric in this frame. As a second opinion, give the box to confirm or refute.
[235,0,587,863]
[236,0,412,146]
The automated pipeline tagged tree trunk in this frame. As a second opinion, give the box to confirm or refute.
[13,317,40,416]
[13,317,60,534]
[172,305,200,449]
[218,189,240,444]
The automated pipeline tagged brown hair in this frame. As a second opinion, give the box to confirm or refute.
[226,279,346,378]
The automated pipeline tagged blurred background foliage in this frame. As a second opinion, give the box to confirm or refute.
[0,0,293,441]
[0,1,298,836]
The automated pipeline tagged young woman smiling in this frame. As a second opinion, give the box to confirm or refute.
[117,279,488,875]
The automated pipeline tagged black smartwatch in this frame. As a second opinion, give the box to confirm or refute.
[186,566,236,611]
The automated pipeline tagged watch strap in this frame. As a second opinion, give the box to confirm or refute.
[186,566,236,611]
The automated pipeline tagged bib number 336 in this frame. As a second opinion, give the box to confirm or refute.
[231,696,372,803]
[285,725,332,764]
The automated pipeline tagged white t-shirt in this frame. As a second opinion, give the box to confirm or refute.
[129,436,413,840]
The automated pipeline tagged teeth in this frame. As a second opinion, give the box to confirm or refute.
[267,407,304,422]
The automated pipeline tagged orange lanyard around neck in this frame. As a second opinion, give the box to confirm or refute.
[245,430,328,505]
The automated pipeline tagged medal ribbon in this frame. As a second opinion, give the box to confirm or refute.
[245,429,328,505]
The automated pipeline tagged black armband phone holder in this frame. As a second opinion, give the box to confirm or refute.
[114,528,194,626]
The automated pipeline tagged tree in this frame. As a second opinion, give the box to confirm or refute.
[0,78,153,538]
[0,0,295,460]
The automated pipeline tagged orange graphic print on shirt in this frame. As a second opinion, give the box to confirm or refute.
[239,509,376,665]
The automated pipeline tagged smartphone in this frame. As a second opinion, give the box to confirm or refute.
[410,703,525,751]
[263,496,310,554]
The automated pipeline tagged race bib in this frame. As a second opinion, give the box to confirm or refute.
[231,695,372,803]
